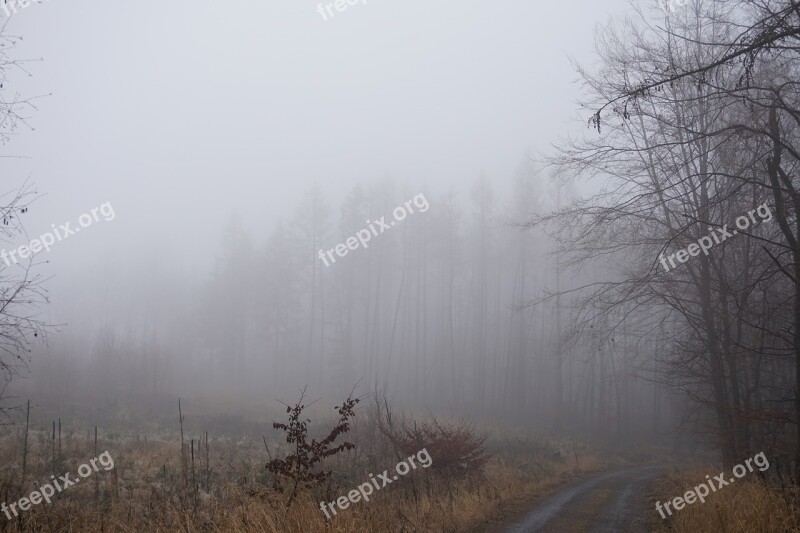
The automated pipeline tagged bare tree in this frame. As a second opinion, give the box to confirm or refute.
[0,182,49,422]
[0,24,49,422]
[534,0,793,466]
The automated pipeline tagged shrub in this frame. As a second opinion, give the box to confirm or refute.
[265,388,359,505]
[390,418,490,479]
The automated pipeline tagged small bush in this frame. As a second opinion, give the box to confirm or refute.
[265,388,359,505]
[390,418,490,478]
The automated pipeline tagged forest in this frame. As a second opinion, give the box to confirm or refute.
[2,0,800,531]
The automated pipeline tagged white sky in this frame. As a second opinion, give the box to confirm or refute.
[1,0,634,280]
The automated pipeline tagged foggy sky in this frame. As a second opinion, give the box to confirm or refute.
[0,0,630,326]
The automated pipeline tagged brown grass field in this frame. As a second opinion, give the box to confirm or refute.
[5,396,794,532]
[648,469,800,533]
[0,396,634,533]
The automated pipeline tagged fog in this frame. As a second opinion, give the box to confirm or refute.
[3,0,797,530]
[5,0,650,421]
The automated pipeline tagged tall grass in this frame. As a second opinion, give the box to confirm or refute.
[649,470,800,533]
[0,409,612,532]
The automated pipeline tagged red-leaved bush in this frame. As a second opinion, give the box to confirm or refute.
[389,418,490,478]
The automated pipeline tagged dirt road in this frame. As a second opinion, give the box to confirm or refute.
[498,466,664,533]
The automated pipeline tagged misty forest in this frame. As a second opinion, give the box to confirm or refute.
[2,0,800,531]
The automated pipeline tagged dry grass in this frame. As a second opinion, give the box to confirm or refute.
[648,469,800,533]
[0,421,621,532]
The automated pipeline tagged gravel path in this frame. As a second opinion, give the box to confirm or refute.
[499,466,664,533]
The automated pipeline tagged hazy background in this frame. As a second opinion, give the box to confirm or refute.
[2,0,628,274]
[1,0,677,432]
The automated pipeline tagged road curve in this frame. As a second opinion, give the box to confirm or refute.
[499,466,664,533]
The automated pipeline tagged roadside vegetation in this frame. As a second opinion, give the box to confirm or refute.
[649,469,800,533]
[0,390,638,532]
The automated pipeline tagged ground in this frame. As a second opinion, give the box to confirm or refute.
[495,466,663,532]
